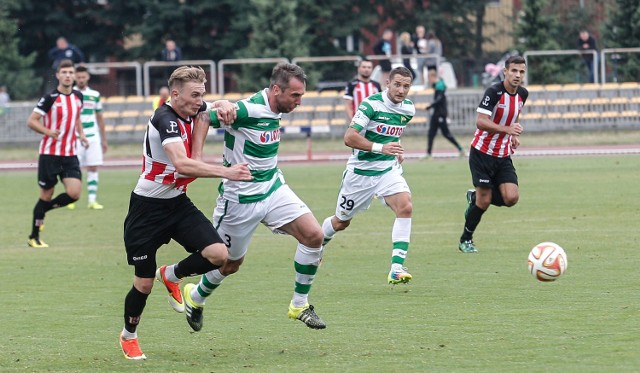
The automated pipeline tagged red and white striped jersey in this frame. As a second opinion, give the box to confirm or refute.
[344,79,382,117]
[471,82,528,158]
[133,102,208,199]
[33,89,84,156]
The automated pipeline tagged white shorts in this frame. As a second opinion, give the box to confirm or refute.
[334,166,411,221]
[213,184,311,260]
[76,137,103,167]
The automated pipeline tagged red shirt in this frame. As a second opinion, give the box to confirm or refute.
[33,89,84,156]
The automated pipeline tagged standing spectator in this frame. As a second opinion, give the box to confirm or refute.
[412,25,428,84]
[399,32,416,82]
[425,30,443,72]
[48,37,85,70]
[159,63,328,333]
[424,69,463,158]
[26,59,89,248]
[322,67,416,285]
[576,30,598,83]
[161,39,182,62]
[0,85,9,116]
[152,86,170,110]
[118,66,252,360]
[373,29,393,89]
[458,56,528,254]
[343,58,381,119]
[68,65,108,210]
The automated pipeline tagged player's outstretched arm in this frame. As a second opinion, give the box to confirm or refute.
[165,141,252,180]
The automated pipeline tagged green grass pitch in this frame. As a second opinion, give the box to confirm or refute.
[0,155,639,372]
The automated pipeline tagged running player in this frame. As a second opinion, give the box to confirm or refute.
[321,66,416,285]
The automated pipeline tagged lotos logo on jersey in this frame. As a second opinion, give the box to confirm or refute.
[260,129,281,143]
[376,125,405,136]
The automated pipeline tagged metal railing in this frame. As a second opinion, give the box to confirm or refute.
[523,49,598,85]
[217,58,289,96]
[600,47,640,83]
[83,62,143,96]
[143,60,216,97]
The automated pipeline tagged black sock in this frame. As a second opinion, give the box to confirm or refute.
[50,193,76,209]
[461,204,486,242]
[124,285,149,334]
[491,187,506,207]
[174,252,220,278]
[30,199,52,238]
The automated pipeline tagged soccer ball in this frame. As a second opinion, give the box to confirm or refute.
[527,242,568,282]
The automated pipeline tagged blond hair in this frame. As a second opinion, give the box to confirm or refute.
[168,66,207,90]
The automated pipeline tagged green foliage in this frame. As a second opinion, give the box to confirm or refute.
[0,8,41,100]
[236,0,309,92]
[603,0,640,82]
[2,155,640,371]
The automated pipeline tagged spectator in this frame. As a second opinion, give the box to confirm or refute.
[0,85,9,116]
[425,30,443,72]
[373,29,393,89]
[48,37,85,71]
[152,86,170,110]
[576,30,598,83]
[161,39,182,62]
[412,25,428,84]
[399,32,416,82]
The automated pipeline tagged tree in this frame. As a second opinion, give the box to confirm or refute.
[603,0,640,82]
[235,0,309,92]
[0,7,41,100]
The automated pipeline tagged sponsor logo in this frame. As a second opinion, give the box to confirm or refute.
[376,125,405,136]
[166,121,179,134]
[358,104,367,110]
[256,122,270,126]
[260,129,281,143]
[479,178,490,184]
[132,255,148,261]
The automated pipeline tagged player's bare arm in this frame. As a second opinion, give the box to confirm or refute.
[76,116,89,148]
[476,113,523,136]
[343,127,404,156]
[211,100,237,125]
[27,112,59,139]
[344,99,354,119]
[191,111,211,161]
[96,111,108,154]
[164,141,252,181]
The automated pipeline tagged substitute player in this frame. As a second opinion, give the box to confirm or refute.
[69,65,108,210]
[458,55,528,253]
[26,59,88,248]
[321,66,416,285]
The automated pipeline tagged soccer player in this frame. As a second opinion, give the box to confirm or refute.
[458,55,528,253]
[321,66,416,285]
[68,65,108,210]
[344,58,381,119]
[158,63,327,332]
[425,68,464,158]
[26,59,88,248]
[119,66,252,360]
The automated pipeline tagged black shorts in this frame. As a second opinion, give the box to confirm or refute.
[123,192,223,278]
[37,155,81,189]
[468,147,518,189]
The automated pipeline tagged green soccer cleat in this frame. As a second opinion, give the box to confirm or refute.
[183,283,204,332]
[27,237,49,248]
[388,267,413,284]
[459,240,478,253]
[464,189,476,219]
[67,203,76,210]
[288,302,326,329]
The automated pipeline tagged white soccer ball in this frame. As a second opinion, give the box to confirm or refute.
[527,242,568,282]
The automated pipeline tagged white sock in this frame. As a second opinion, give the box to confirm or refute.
[322,216,336,238]
[121,328,137,340]
[165,264,180,282]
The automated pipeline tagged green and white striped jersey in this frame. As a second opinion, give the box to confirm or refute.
[347,91,415,176]
[209,88,284,204]
[76,86,103,138]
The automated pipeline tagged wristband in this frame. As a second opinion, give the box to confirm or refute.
[371,143,383,154]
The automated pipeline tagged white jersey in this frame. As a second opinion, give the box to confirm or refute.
[75,86,103,139]
[210,88,283,204]
[347,91,415,176]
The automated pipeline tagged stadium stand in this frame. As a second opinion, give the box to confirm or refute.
[3,82,639,145]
